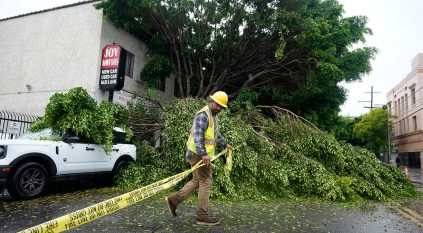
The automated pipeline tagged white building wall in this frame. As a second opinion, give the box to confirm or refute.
[0,2,175,116]
[387,54,423,169]
[387,55,423,136]
[0,3,103,116]
[412,53,423,70]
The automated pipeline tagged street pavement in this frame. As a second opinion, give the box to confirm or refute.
[400,168,423,224]
[0,181,422,233]
[1,189,423,233]
[0,169,422,232]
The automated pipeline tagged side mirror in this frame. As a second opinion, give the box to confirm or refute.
[63,136,80,143]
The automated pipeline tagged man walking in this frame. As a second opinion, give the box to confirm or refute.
[165,91,233,226]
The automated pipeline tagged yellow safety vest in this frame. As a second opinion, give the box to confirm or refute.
[187,106,218,157]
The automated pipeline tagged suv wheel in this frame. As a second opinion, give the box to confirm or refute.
[113,160,130,181]
[8,162,49,200]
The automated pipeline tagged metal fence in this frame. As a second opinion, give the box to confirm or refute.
[0,110,38,139]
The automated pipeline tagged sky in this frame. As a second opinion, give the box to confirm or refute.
[338,0,423,116]
[1,0,423,117]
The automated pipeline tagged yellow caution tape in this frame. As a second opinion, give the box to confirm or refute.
[19,149,232,233]
[224,149,233,174]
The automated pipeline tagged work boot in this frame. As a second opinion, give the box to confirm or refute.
[165,196,177,217]
[196,215,220,226]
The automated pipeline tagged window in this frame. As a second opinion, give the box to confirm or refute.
[394,100,397,116]
[406,117,409,133]
[413,116,417,131]
[125,52,135,77]
[113,130,128,144]
[149,76,166,92]
[394,122,399,135]
[411,87,416,104]
[398,121,402,135]
[156,76,166,92]
[405,94,408,112]
[402,119,407,134]
[401,97,404,116]
[63,129,94,144]
[394,101,397,116]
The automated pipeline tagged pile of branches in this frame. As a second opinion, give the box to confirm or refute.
[249,105,323,148]
[120,98,419,201]
[127,97,164,144]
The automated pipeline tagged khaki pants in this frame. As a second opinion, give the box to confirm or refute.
[169,155,212,216]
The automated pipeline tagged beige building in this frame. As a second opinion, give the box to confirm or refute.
[387,53,423,169]
[0,0,175,116]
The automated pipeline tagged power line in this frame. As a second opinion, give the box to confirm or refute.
[358,86,382,110]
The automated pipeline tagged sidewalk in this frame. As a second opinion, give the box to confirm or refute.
[408,168,423,184]
[406,168,423,193]
[399,168,423,225]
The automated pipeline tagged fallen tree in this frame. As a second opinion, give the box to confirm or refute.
[118,97,419,201]
[30,87,132,153]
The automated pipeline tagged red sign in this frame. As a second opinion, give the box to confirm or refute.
[101,45,121,69]
[99,44,126,91]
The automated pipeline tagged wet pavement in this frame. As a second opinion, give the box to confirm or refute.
[1,184,423,233]
[408,168,423,191]
[401,168,423,219]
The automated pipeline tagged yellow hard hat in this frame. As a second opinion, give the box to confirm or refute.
[210,91,228,108]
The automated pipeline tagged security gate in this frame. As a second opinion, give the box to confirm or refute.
[0,110,37,139]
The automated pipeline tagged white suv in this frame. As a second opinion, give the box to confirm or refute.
[0,128,136,199]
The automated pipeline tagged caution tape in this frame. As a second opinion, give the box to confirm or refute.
[19,149,232,233]
[224,149,233,174]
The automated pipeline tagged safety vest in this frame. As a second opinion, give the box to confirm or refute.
[187,106,218,157]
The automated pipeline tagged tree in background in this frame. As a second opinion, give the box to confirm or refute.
[353,107,391,156]
[330,116,365,147]
[96,0,377,130]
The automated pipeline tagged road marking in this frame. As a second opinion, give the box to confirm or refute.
[395,207,423,227]
[402,207,423,221]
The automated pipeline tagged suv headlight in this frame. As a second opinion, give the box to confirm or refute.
[0,146,7,159]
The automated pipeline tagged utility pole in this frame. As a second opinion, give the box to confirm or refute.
[358,86,390,162]
[359,86,390,163]
[387,113,391,162]
[359,86,381,110]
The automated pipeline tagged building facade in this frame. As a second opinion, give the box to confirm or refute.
[387,53,423,169]
[0,1,175,116]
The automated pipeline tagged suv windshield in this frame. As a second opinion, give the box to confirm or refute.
[19,129,56,140]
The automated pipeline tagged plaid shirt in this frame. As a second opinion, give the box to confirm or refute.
[186,111,227,157]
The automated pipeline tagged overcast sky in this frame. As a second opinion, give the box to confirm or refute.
[1,0,423,117]
[338,0,423,116]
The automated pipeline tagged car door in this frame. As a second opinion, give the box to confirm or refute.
[95,129,127,172]
[57,133,107,175]
[90,144,112,172]
[95,146,119,172]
